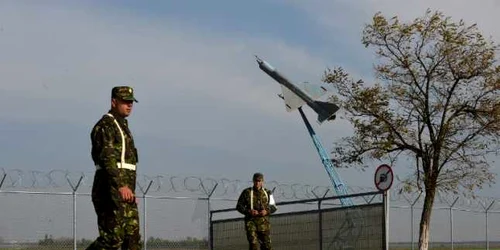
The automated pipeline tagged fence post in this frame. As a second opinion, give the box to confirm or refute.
[312,189,329,250]
[66,174,84,250]
[209,209,214,250]
[201,182,218,250]
[384,191,390,250]
[403,191,421,250]
[138,180,153,250]
[447,197,459,250]
[483,201,495,250]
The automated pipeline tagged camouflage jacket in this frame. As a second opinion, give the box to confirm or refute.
[91,110,139,194]
[236,187,277,230]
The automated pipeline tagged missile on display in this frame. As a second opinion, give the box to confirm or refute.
[255,56,339,124]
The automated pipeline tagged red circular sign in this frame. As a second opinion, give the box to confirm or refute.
[374,164,393,191]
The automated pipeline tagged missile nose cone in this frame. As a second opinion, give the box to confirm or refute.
[254,55,276,71]
[255,56,276,71]
[262,60,275,71]
[254,55,262,62]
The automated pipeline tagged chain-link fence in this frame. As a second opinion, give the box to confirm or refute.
[211,191,386,250]
[388,190,500,249]
[0,168,499,249]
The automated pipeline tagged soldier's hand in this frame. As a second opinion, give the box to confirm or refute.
[259,210,268,216]
[250,209,259,216]
[119,186,135,203]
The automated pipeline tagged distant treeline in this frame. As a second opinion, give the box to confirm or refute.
[390,241,500,249]
[144,236,208,247]
[5,235,496,249]
[38,234,208,248]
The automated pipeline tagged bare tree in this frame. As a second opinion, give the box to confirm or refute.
[323,9,500,250]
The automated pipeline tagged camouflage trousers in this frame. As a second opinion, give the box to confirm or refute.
[245,220,272,250]
[86,200,141,250]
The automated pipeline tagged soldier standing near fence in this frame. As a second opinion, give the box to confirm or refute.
[236,172,278,250]
[86,86,141,250]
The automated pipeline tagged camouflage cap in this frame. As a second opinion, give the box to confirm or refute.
[112,86,138,103]
[253,172,264,181]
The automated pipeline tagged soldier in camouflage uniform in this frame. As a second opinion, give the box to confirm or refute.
[236,173,278,250]
[86,86,141,250]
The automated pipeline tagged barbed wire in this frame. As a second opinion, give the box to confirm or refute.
[0,168,498,211]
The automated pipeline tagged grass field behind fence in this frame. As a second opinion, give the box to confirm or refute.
[2,243,500,250]
[0,247,500,250]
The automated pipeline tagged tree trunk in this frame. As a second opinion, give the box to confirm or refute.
[418,187,436,250]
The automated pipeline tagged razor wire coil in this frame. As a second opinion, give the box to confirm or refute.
[0,168,498,211]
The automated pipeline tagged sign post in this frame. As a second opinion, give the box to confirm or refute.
[375,164,394,250]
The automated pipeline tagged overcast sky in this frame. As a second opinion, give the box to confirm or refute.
[0,0,499,243]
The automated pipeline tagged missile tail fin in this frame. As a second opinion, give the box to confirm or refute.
[313,101,340,124]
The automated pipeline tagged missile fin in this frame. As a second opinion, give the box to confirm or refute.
[280,85,305,112]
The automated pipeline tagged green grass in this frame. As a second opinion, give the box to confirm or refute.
[395,248,500,250]
[0,248,204,250]
[2,248,500,250]
[0,247,175,250]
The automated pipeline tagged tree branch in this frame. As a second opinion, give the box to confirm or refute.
[437,78,462,142]
[438,121,496,172]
